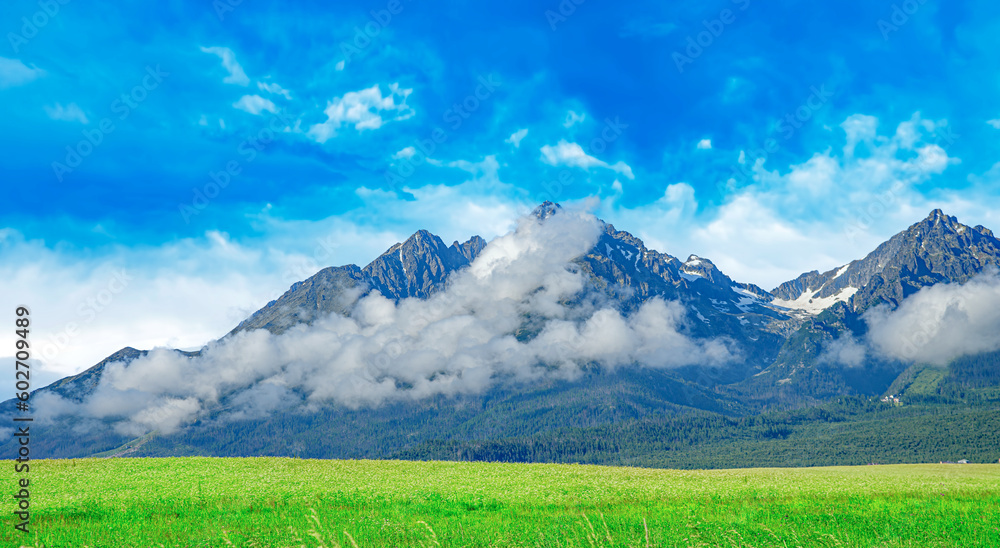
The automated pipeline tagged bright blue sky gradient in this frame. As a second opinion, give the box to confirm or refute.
[3,0,1000,376]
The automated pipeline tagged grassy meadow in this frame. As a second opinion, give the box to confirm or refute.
[2,458,998,547]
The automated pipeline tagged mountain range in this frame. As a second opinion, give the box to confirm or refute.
[6,204,1000,465]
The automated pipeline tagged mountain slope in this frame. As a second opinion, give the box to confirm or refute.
[739,210,1000,406]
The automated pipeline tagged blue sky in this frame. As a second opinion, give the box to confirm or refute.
[3,0,1000,379]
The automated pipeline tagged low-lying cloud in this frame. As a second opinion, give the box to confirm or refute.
[37,210,736,435]
[818,334,867,368]
[865,269,1000,366]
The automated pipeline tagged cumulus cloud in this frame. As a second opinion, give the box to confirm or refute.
[307,83,414,143]
[393,146,416,159]
[864,270,1000,366]
[0,57,44,88]
[648,111,965,288]
[37,210,734,435]
[540,140,634,179]
[199,46,250,86]
[233,94,278,115]
[44,103,89,124]
[697,138,712,150]
[506,128,528,148]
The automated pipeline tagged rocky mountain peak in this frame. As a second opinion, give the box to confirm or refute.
[912,208,965,236]
[532,201,562,220]
[451,235,487,263]
[401,229,446,250]
[773,210,1000,314]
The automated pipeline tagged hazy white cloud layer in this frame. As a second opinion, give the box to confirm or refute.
[36,211,735,435]
[814,270,1000,369]
[864,270,1000,366]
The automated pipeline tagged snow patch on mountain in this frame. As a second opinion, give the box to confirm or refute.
[772,286,858,314]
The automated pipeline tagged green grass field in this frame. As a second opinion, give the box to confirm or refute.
[3,458,998,547]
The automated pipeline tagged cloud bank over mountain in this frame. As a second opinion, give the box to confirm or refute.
[37,209,736,435]
[814,269,1000,369]
[865,269,1000,366]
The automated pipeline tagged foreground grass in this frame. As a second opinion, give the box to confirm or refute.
[2,458,998,547]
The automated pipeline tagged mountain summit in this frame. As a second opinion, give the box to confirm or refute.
[771,209,1000,314]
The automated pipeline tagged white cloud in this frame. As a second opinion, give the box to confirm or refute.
[563,110,586,128]
[539,140,634,179]
[335,60,346,71]
[256,81,291,99]
[696,139,712,150]
[987,119,1000,129]
[506,128,528,148]
[307,83,414,143]
[199,46,250,86]
[865,271,1000,366]
[233,94,278,115]
[44,103,89,124]
[0,57,43,89]
[393,146,416,159]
